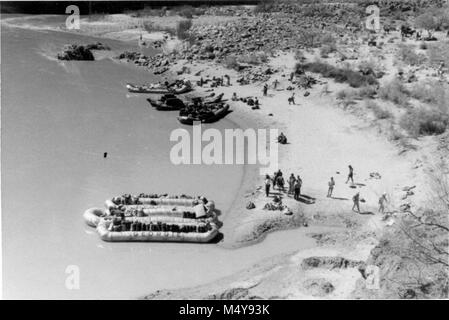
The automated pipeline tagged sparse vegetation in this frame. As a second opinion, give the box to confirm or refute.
[427,41,449,67]
[366,100,393,119]
[176,19,192,40]
[298,61,378,88]
[397,44,427,66]
[254,0,275,13]
[224,56,239,70]
[238,52,268,65]
[415,6,449,37]
[400,109,448,136]
[379,79,410,107]
[143,21,176,37]
[409,80,448,110]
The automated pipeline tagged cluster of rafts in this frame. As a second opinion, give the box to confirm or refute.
[84,194,219,243]
[126,80,230,125]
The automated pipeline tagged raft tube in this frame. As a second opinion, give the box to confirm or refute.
[105,198,215,215]
[83,208,106,227]
[96,219,219,243]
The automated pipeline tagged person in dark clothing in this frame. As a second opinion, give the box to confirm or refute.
[294,180,301,200]
[263,83,268,96]
[352,192,360,213]
[277,175,285,192]
[346,165,354,184]
[264,175,271,197]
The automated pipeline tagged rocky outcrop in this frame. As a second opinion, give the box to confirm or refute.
[57,44,94,61]
[301,256,364,270]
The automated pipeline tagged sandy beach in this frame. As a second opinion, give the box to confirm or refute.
[2,1,448,300]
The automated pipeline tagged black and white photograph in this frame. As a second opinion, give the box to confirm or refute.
[1,0,448,302]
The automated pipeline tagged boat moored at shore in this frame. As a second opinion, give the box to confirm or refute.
[84,194,219,243]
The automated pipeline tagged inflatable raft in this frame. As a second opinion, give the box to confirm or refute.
[84,194,219,243]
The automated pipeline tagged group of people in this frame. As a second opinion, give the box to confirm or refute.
[198,75,231,88]
[262,164,389,215]
[264,170,303,201]
[328,165,389,214]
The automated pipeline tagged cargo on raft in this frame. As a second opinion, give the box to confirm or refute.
[84,194,219,243]
[126,79,192,94]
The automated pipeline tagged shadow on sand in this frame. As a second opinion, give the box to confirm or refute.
[296,194,316,205]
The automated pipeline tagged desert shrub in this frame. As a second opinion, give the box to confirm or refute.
[176,19,192,40]
[336,89,356,100]
[400,109,449,136]
[298,28,324,47]
[224,56,239,70]
[127,7,166,17]
[171,5,205,19]
[254,0,275,13]
[409,81,448,110]
[397,44,427,66]
[415,11,440,37]
[427,41,449,67]
[337,86,377,100]
[143,21,176,37]
[379,79,410,107]
[389,128,405,141]
[358,86,377,99]
[294,50,305,62]
[299,61,378,88]
[414,6,449,36]
[238,52,268,65]
[358,59,384,79]
[336,89,349,100]
[320,44,336,58]
[366,100,393,119]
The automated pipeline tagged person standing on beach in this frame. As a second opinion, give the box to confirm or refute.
[296,175,302,196]
[288,174,296,195]
[352,192,361,213]
[378,193,388,214]
[288,93,295,105]
[346,165,354,184]
[294,179,301,200]
[264,175,272,197]
[277,175,285,192]
[224,74,230,86]
[273,79,279,89]
[263,83,268,96]
[273,171,279,189]
[327,177,335,197]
